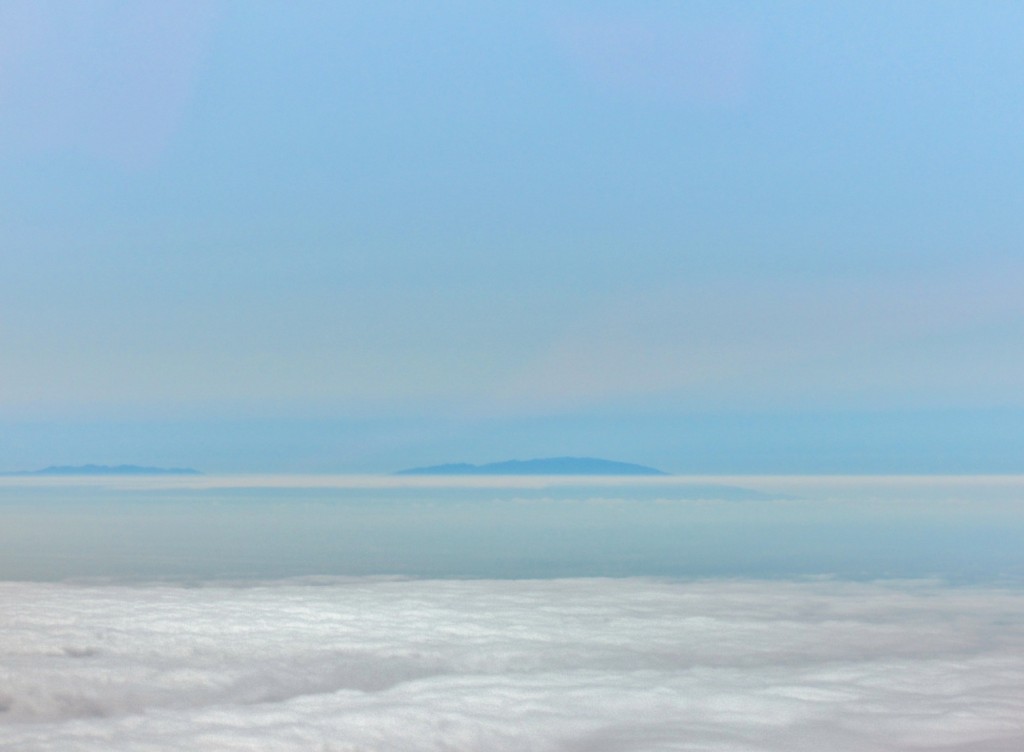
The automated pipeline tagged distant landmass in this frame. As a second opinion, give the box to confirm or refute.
[7,464,201,476]
[397,457,668,476]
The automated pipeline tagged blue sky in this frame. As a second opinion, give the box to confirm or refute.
[1,1,1022,472]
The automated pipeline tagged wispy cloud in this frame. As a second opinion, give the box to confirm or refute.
[2,578,1023,750]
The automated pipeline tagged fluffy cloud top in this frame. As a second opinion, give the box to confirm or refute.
[2,577,1023,751]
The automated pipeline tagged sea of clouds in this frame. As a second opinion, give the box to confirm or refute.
[3,577,1024,751]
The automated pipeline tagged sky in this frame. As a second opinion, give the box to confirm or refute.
[1,1,1022,472]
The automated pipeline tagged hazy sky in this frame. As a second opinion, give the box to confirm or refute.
[2,1,1022,471]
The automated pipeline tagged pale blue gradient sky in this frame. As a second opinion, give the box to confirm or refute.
[1,1,1022,471]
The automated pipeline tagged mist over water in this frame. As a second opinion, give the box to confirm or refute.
[1,475,1022,582]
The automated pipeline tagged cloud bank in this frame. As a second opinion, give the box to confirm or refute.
[2,578,1023,751]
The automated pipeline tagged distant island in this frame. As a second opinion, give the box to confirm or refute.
[396,457,668,476]
[5,464,201,476]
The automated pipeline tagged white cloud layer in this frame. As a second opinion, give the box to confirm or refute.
[2,578,1024,751]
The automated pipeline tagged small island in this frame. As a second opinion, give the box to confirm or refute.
[7,464,201,476]
[396,457,668,476]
